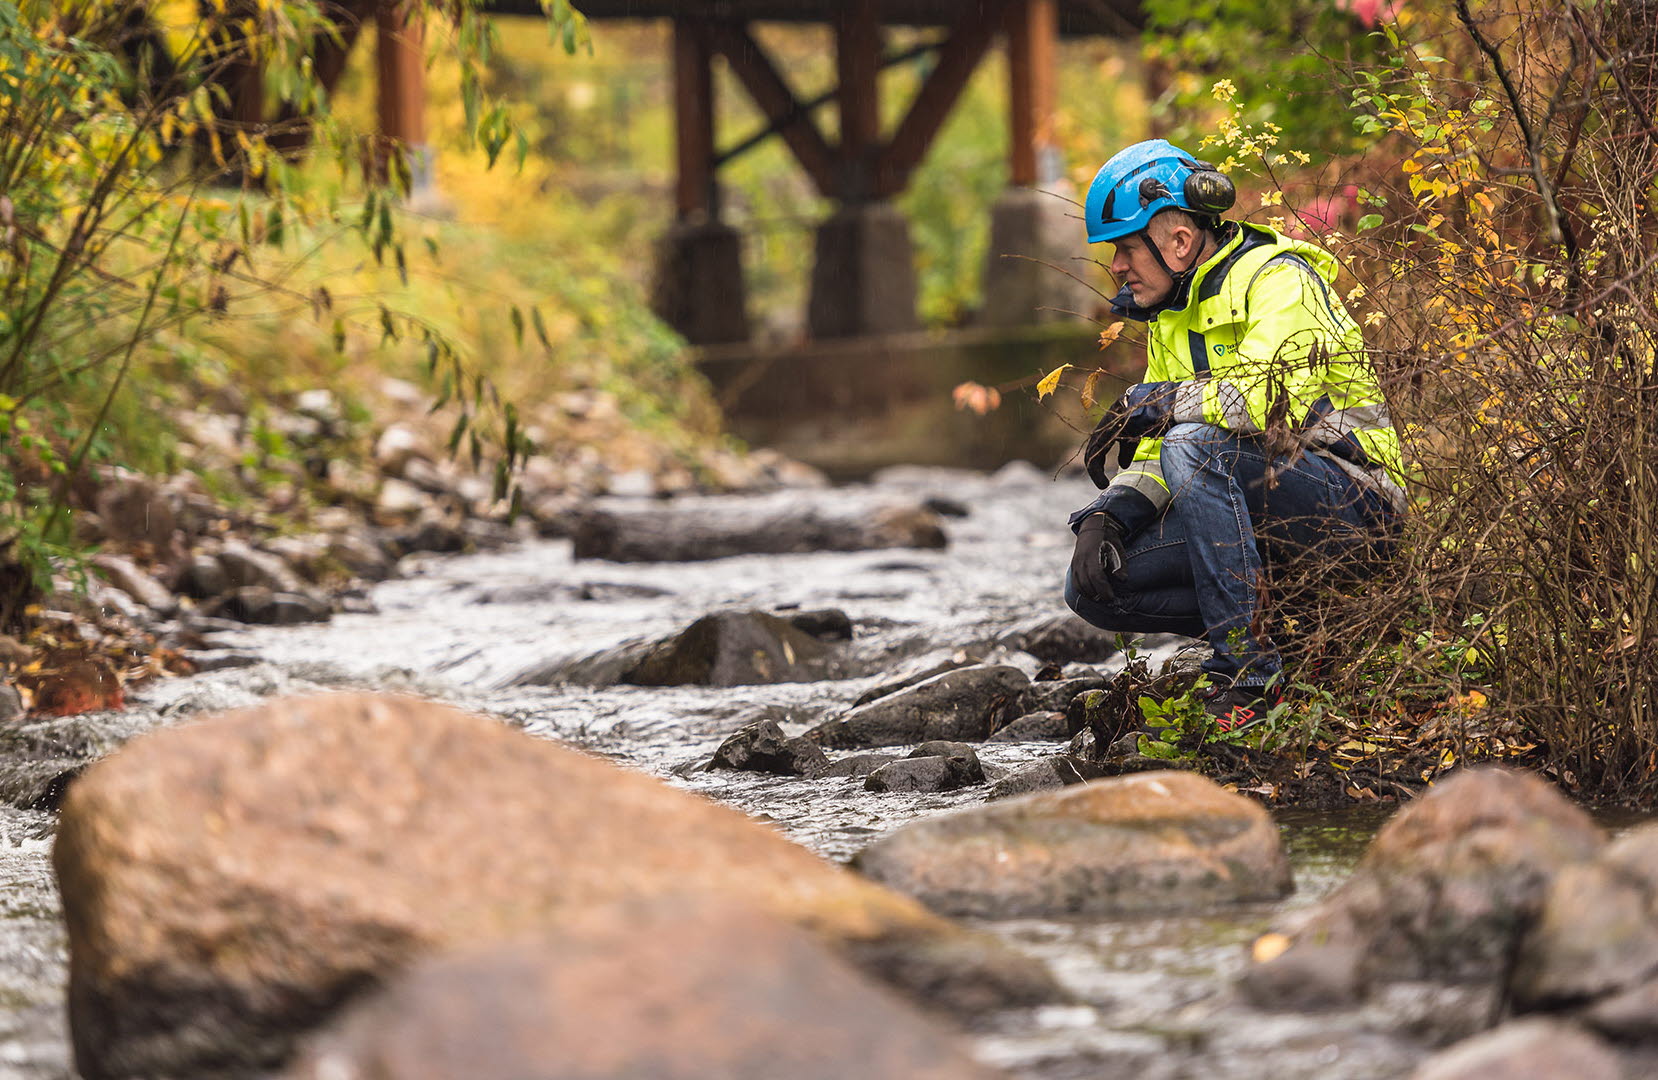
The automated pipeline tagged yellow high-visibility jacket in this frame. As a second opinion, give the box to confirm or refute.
[1091,222,1406,534]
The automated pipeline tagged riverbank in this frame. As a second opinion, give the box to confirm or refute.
[7,467,1658,1079]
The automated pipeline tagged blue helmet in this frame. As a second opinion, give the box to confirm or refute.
[1083,139,1235,244]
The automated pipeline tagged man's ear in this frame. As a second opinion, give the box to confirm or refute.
[1169,221,1198,262]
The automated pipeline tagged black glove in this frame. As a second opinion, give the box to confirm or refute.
[1071,513,1127,603]
[1082,400,1132,488]
[1115,381,1181,441]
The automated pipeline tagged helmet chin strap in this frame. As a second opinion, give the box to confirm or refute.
[1109,227,1221,321]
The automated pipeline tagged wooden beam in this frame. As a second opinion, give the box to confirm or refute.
[375,0,427,185]
[875,0,1007,198]
[672,17,716,218]
[710,23,838,198]
[834,0,881,200]
[1007,0,1058,187]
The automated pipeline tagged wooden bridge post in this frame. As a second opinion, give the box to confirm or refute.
[1007,0,1058,188]
[982,0,1091,326]
[653,16,749,344]
[808,0,919,339]
[375,0,434,198]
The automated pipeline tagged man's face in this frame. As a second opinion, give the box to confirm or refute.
[1109,231,1175,308]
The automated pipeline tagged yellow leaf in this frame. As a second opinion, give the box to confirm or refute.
[1081,368,1107,410]
[1096,322,1124,350]
[1036,364,1071,401]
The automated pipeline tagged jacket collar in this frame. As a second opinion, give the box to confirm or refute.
[1109,222,1250,323]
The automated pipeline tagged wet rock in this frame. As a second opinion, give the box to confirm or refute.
[219,540,309,595]
[1511,822,1658,1034]
[210,586,331,626]
[1243,768,1604,1009]
[824,753,900,779]
[807,666,1029,749]
[375,477,428,521]
[865,757,978,794]
[372,424,425,477]
[864,744,984,793]
[987,710,1069,742]
[260,536,331,583]
[398,514,468,556]
[93,470,176,547]
[175,552,230,599]
[56,694,1059,1078]
[285,903,997,1080]
[627,611,840,687]
[90,555,175,615]
[852,650,983,707]
[513,611,834,689]
[1028,676,1110,719]
[853,770,1291,918]
[0,682,23,724]
[784,607,854,641]
[183,649,263,673]
[570,498,947,563]
[1409,1018,1625,1080]
[708,720,831,777]
[986,756,1095,800]
[922,495,970,518]
[326,533,396,582]
[997,613,1120,665]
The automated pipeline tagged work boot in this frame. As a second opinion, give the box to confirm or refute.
[1196,683,1283,732]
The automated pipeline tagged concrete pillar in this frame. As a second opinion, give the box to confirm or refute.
[652,221,751,346]
[980,186,1094,327]
[808,202,920,339]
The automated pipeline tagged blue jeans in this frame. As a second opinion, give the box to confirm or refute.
[1064,423,1396,686]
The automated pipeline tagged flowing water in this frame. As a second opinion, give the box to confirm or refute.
[0,467,1430,1078]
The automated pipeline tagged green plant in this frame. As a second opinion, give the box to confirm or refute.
[0,0,585,624]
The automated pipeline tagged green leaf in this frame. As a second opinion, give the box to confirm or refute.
[1357,213,1383,231]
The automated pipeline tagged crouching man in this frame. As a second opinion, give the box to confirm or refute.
[1065,139,1407,728]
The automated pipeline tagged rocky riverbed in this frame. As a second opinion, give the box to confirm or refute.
[4,465,1657,1079]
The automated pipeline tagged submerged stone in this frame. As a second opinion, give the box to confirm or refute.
[708,720,831,777]
[853,770,1291,918]
[806,666,1029,749]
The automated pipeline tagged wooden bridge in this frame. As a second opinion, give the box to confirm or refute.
[186,0,1141,344]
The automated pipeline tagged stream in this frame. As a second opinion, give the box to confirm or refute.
[0,466,1431,1079]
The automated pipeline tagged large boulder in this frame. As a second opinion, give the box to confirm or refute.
[1408,1018,1626,1080]
[286,902,996,1080]
[1242,768,1605,1009]
[55,694,1060,1079]
[806,666,1030,749]
[1511,822,1658,1039]
[852,770,1291,918]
